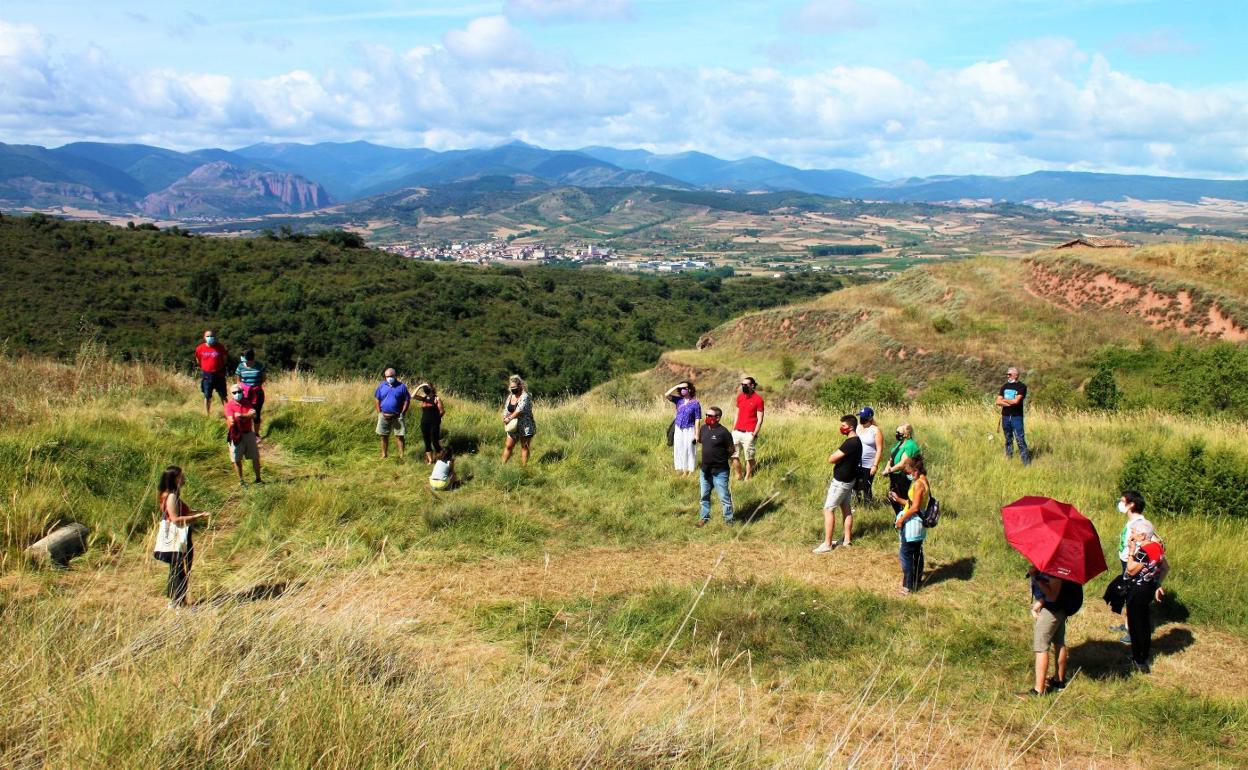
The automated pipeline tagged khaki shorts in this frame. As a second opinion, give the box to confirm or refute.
[229,431,259,462]
[1032,608,1067,652]
[732,430,757,460]
[376,414,406,436]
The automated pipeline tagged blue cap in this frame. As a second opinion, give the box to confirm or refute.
[858,406,874,420]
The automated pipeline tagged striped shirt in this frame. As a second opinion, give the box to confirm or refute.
[236,361,265,387]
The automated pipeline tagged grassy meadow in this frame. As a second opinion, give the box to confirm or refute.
[2,348,1247,769]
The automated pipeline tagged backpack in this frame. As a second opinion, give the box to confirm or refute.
[918,495,940,528]
[1057,579,1084,616]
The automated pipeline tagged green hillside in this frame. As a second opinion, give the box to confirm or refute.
[661,241,1248,417]
[0,214,851,399]
[2,351,1247,768]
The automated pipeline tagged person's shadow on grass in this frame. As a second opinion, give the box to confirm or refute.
[1069,627,1195,680]
[923,557,975,587]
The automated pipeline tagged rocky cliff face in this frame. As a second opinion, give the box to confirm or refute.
[139,162,332,218]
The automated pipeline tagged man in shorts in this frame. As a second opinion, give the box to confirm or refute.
[195,330,229,416]
[814,415,862,553]
[224,384,263,485]
[374,368,411,459]
[731,376,764,481]
[1021,568,1068,697]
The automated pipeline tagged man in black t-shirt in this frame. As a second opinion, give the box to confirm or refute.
[695,406,735,527]
[814,415,863,552]
[995,366,1031,465]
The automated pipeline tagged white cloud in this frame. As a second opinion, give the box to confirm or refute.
[2,20,1247,179]
[442,16,535,66]
[503,0,634,22]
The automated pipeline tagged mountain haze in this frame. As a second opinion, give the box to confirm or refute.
[4,139,1248,220]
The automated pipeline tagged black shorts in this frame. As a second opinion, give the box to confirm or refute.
[200,372,227,400]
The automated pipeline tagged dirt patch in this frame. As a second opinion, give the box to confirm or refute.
[1028,261,1248,342]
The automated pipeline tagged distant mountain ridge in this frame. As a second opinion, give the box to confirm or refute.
[3,138,1248,220]
[0,142,330,218]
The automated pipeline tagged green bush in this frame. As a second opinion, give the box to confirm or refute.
[1085,365,1120,411]
[1120,440,1248,518]
[916,373,979,406]
[815,375,869,412]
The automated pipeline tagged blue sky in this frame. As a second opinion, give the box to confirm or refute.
[2,0,1246,177]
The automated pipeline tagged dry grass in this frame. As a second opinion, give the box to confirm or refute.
[3,347,1248,768]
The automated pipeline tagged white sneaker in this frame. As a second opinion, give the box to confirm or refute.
[812,543,833,554]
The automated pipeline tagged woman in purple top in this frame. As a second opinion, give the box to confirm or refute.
[664,380,701,475]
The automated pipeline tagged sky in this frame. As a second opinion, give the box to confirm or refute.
[2,0,1247,178]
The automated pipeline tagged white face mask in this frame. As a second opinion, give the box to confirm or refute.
[1117,500,1130,514]
[386,377,397,385]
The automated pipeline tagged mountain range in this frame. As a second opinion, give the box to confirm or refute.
[3,139,1247,220]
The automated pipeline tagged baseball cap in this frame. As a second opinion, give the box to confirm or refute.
[858,406,874,420]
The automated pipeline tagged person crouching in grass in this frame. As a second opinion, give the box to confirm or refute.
[891,454,928,595]
[429,447,458,491]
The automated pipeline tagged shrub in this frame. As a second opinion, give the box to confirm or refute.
[779,354,797,382]
[815,375,869,412]
[931,314,954,334]
[1085,365,1120,411]
[1120,440,1248,518]
[868,373,907,406]
[916,373,980,406]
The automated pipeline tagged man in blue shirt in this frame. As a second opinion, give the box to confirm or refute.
[374,368,411,459]
[995,366,1030,465]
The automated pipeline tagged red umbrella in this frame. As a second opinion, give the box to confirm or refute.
[1000,496,1108,584]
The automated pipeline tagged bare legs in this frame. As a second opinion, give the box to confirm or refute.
[380,435,405,459]
[821,503,853,547]
[502,435,532,465]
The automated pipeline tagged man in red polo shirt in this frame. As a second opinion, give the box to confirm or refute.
[224,383,263,485]
[731,376,765,481]
[195,330,229,416]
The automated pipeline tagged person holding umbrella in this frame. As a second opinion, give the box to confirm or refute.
[1023,566,1069,697]
[1001,496,1107,697]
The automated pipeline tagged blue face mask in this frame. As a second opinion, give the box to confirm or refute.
[386,377,397,385]
[906,473,916,481]
[206,336,216,345]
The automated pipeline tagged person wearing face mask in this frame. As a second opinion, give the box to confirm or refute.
[194,329,229,416]
[664,381,701,476]
[375,368,411,459]
[814,415,862,553]
[235,347,267,436]
[855,406,884,505]
[995,366,1030,465]
[882,424,920,515]
[1106,491,1153,642]
[892,454,928,594]
[224,384,263,484]
[730,376,764,481]
[694,406,735,527]
[502,374,536,465]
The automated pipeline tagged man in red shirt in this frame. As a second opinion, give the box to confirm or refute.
[731,376,765,481]
[224,383,263,485]
[195,329,229,416]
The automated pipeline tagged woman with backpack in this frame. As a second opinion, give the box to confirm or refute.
[890,454,928,595]
[152,466,210,608]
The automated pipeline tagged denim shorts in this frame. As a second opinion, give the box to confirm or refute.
[823,479,855,509]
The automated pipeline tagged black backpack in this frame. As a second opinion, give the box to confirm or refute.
[1057,579,1084,616]
[918,496,940,528]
